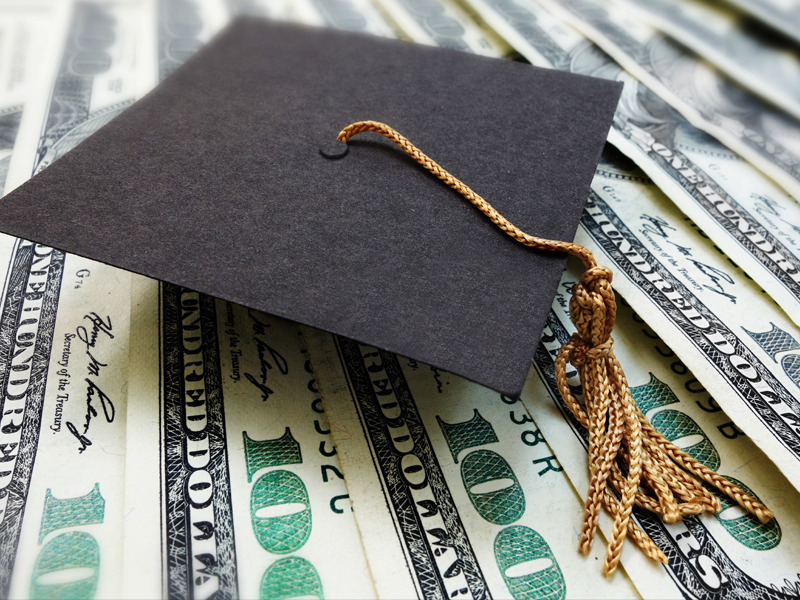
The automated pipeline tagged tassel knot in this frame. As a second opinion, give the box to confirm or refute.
[570,265,615,346]
[567,334,613,366]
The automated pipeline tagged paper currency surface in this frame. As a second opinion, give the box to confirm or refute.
[374,0,513,55]
[122,278,376,599]
[1,246,131,599]
[303,327,642,599]
[291,0,400,36]
[603,0,800,122]
[530,0,800,203]
[3,0,147,195]
[722,0,800,45]
[2,0,798,597]
[226,0,294,19]
[154,0,230,85]
[0,2,53,192]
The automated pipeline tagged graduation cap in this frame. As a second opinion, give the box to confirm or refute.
[0,18,772,573]
[0,17,618,397]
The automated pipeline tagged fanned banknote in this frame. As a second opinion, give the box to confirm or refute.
[529,0,800,203]
[1,245,131,600]
[122,278,376,599]
[154,0,230,85]
[722,0,800,45]
[463,0,800,339]
[0,2,54,192]
[0,1,139,596]
[132,0,231,103]
[603,0,800,122]
[225,0,293,20]
[291,0,401,37]
[303,327,643,599]
[374,0,513,56]
[3,0,148,194]
[230,0,398,43]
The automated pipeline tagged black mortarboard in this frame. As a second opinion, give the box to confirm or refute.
[0,18,620,397]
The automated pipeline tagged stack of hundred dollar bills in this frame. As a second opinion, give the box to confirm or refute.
[1,0,800,598]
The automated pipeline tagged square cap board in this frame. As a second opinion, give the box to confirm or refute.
[0,18,621,397]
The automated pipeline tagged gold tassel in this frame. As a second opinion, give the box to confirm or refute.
[337,121,775,576]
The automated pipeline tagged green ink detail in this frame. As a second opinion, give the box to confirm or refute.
[461,450,524,524]
[651,410,720,471]
[260,557,323,599]
[243,428,302,482]
[711,476,781,551]
[39,484,105,544]
[494,525,565,600]
[251,470,312,554]
[630,373,679,415]
[437,409,498,464]
[30,531,100,599]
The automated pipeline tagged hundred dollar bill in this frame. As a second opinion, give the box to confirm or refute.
[723,0,800,46]
[290,0,401,37]
[375,0,513,57]
[225,0,293,20]
[122,278,376,599]
[526,262,800,598]
[0,2,54,193]
[603,0,800,122]
[464,0,800,337]
[154,0,230,86]
[133,0,230,102]
[228,0,400,43]
[571,144,800,491]
[303,327,644,599]
[3,0,148,195]
[1,244,131,599]
[530,0,800,203]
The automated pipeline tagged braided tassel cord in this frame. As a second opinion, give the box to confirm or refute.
[337,121,775,576]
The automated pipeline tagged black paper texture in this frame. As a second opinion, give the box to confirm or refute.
[0,18,621,396]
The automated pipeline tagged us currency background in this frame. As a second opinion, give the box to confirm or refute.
[0,0,798,598]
